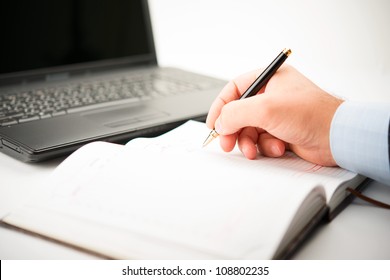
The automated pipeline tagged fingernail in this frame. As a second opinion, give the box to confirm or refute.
[271,145,282,156]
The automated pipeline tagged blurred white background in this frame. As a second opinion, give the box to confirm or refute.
[149,0,390,101]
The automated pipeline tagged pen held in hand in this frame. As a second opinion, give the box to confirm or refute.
[202,48,292,147]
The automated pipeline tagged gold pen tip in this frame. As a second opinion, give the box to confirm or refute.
[283,48,292,56]
[202,130,219,147]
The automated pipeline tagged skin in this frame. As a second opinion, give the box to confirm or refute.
[206,65,343,166]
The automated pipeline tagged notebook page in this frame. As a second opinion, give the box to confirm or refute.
[128,120,359,203]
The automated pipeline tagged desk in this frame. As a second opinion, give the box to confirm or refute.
[0,149,389,259]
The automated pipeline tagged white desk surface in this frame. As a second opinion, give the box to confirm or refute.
[0,149,389,260]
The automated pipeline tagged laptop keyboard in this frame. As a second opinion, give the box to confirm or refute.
[0,74,201,127]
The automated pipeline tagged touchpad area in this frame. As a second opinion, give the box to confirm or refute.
[82,105,169,128]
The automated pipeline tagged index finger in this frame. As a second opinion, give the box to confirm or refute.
[206,69,262,129]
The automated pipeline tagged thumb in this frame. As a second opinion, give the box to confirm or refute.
[215,95,269,135]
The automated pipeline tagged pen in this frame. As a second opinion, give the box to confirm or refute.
[202,48,292,147]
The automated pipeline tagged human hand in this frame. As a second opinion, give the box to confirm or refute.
[206,65,343,166]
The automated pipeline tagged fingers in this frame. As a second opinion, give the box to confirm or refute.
[206,70,261,129]
[217,122,287,160]
[257,132,286,158]
[236,129,286,159]
[215,95,271,135]
[237,127,259,159]
[219,133,238,153]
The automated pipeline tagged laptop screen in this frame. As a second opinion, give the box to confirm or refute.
[0,0,156,77]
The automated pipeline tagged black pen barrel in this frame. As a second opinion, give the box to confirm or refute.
[239,48,291,99]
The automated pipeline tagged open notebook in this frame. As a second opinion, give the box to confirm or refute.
[1,121,366,259]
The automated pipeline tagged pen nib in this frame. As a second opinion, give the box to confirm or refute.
[202,130,219,147]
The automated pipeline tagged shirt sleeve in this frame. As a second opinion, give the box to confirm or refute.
[330,101,390,186]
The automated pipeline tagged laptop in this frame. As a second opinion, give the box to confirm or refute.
[0,0,226,162]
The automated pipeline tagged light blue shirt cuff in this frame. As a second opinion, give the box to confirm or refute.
[330,101,390,185]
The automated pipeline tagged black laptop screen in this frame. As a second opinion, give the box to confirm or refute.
[0,0,155,75]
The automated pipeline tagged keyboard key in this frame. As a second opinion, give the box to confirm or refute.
[1,120,18,126]
[52,111,66,117]
[19,116,40,123]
